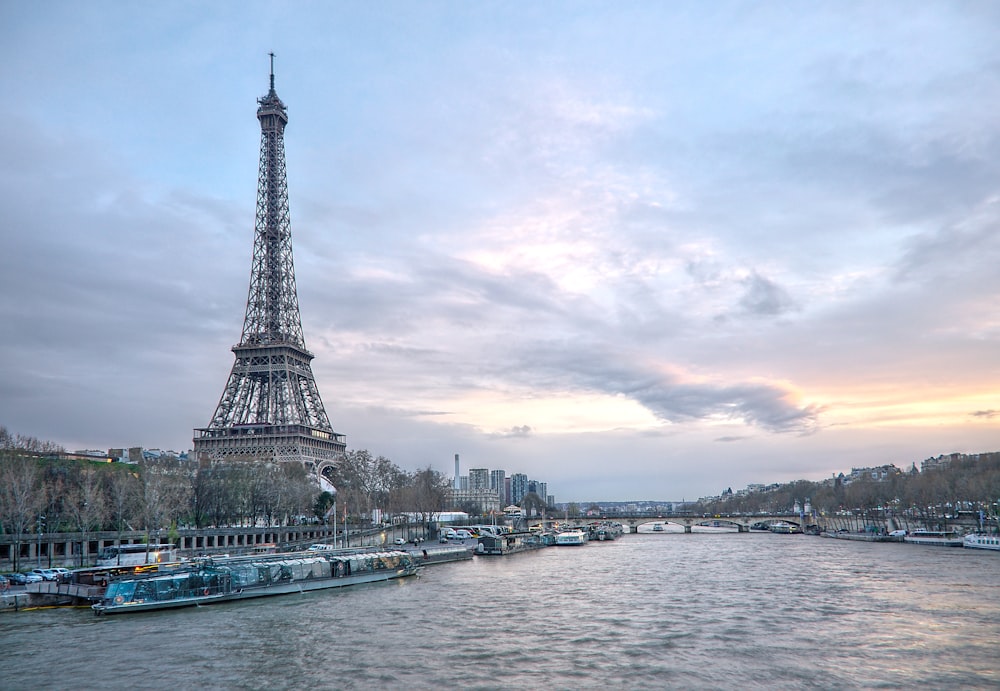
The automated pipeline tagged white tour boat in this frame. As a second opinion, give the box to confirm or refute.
[963,533,1000,551]
[555,530,588,546]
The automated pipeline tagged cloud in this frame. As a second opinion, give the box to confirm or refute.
[508,341,820,434]
[4,3,999,501]
[738,271,798,317]
[490,425,533,439]
[634,377,820,434]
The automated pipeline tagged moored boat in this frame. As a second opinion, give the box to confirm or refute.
[904,530,963,547]
[768,521,802,534]
[476,531,546,555]
[963,533,1000,551]
[590,523,619,541]
[554,530,588,546]
[92,548,417,615]
[693,521,739,533]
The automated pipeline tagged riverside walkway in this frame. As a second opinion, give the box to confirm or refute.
[0,523,424,572]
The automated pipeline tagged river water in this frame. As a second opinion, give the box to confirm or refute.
[2,533,998,690]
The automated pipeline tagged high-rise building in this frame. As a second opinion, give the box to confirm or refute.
[469,468,490,491]
[490,469,505,497]
[510,473,529,505]
[193,57,345,483]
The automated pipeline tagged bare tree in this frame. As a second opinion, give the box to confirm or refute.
[106,466,141,555]
[65,467,108,566]
[138,457,192,549]
[404,465,450,525]
[0,454,46,571]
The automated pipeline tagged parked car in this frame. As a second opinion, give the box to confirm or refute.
[20,572,43,583]
[393,538,406,545]
[31,568,58,581]
[52,567,71,580]
[4,573,29,585]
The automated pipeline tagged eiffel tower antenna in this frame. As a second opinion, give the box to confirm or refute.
[194,57,345,482]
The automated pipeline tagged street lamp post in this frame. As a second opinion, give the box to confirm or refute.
[36,514,45,567]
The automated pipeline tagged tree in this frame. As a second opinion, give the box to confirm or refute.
[106,465,141,556]
[314,491,335,522]
[521,492,548,518]
[138,457,193,547]
[65,467,108,566]
[272,462,318,525]
[0,453,46,571]
[405,465,450,524]
[331,449,405,524]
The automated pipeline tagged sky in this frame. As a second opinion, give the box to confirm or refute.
[2,2,999,502]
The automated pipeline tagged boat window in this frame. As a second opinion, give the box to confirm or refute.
[105,581,136,601]
[133,581,155,602]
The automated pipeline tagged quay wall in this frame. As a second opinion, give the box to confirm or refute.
[819,513,981,534]
[0,592,32,612]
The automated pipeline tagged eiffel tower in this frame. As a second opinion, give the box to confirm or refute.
[194,56,345,480]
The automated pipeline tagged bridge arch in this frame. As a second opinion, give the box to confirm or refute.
[315,460,338,493]
[601,513,814,533]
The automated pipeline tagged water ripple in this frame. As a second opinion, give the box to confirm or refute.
[3,534,1000,689]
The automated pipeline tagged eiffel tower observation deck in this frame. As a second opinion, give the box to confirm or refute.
[194,56,345,479]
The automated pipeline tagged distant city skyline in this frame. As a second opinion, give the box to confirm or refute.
[2,3,999,501]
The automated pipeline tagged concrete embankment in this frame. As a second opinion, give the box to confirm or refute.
[1,591,34,612]
[2,580,106,613]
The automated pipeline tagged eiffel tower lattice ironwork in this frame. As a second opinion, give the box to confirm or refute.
[194,57,345,477]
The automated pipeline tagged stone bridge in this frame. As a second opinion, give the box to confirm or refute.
[597,513,806,533]
[591,512,983,534]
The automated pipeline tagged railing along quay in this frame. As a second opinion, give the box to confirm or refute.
[0,524,341,571]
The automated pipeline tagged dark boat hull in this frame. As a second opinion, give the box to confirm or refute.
[94,567,416,614]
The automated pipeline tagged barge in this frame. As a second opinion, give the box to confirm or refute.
[92,548,417,615]
[903,530,964,547]
[475,531,547,556]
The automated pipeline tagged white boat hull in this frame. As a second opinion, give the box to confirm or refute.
[555,531,588,546]
[964,534,1000,551]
